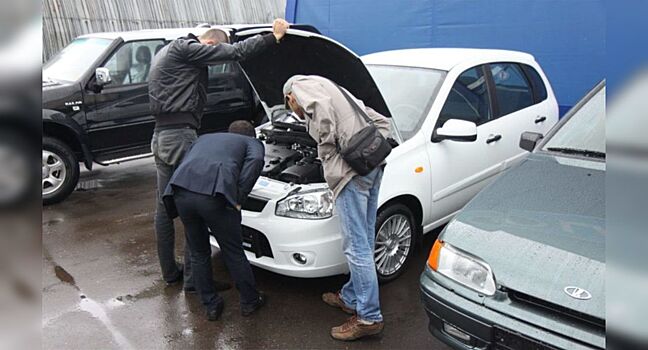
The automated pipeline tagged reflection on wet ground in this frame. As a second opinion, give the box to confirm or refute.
[42,158,449,349]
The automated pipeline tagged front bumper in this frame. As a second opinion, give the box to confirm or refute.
[419,269,604,350]
[210,199,348,278]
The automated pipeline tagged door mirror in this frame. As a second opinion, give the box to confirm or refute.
[95,67,112,86]
[432,119,477,142]
[519,131,543,152]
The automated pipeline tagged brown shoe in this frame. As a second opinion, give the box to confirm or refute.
[331,315,384,341]
[322,291,355,315]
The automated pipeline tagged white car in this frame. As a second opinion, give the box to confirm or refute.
[211,28,559,282]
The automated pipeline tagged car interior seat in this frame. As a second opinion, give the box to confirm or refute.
[132,46,152,83]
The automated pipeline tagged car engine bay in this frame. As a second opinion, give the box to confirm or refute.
[257,108,325,185]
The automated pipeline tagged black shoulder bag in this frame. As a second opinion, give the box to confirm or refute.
[334,84,392,176]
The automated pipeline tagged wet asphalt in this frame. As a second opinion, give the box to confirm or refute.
[42,158,451,349]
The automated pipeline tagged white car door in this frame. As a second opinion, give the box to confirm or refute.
[486,62,558,171]
[425,65,509,226]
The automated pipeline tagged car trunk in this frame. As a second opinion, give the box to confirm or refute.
[232,28,393,185]
[445,154,605,324]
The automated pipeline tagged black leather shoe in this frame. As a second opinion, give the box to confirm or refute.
[207,302,224,321]
[241,291,266,317]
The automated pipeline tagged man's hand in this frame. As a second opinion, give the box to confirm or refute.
[235,204,242,211]
[272,18,290,42]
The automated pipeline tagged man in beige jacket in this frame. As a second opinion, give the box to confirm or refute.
[283,75,391,341]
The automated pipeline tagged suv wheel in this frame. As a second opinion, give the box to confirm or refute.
[374,204,418,283]
[42,137,79,205]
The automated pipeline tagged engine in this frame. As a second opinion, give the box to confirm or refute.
[257,108,325,184]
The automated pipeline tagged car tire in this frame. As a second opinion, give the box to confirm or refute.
[42,137,79,205]
[374,203,418,284]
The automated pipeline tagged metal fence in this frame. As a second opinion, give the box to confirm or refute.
[43,0,286,60]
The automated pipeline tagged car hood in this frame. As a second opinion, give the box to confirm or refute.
[235,28,391,118]
[442,153,605,320]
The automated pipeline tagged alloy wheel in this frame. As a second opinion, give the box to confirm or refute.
[374,214,412,276]
[42,150,67,196]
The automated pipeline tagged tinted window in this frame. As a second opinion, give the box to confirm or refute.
[368,65,446,140]
[439,66,491,126]
[103,40,164,86]
[521,64,548,102]
[490,63,534,116]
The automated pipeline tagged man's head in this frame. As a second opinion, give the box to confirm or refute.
[283,75,306,119]
[198,29,229,46]
[228,120,256,138]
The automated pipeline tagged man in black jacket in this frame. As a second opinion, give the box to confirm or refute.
[163,121,265,321]
[148,19,289,290]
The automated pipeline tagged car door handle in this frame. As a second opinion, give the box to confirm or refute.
[535,116,547,123]
[486,134,502,144]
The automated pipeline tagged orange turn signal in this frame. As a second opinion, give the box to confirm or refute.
[428,239,443,271]
[415,166,424,173]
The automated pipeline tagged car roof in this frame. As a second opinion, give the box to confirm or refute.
[77,24,272,42]
[362,48,535,71]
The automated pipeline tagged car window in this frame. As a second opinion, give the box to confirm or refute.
[103,40,165,87]
[367,65,446,141]
[43,37,113,82]
[438,66,491,126]
[542,86,605,158]
[521,64,548,103]
[490,63,534,116]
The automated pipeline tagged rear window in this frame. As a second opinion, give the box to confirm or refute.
[490,63,535,116]
[521,64,548,103]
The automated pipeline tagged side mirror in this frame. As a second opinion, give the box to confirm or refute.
[432,119,477,143]
[519,131,543,152]
[95,67,112,86]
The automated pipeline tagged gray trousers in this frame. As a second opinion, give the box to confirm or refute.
[151,128,197,284]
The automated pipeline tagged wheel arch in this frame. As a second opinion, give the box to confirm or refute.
[42,112,93,170]
[379,194,424,232]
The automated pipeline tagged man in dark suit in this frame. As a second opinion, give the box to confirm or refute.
[163,121,265,321]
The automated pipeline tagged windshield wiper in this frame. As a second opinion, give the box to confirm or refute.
[547,147,606,159]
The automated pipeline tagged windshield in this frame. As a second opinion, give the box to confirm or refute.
[43,37,113,82]
[543,86,605,159]
[367,65,446,140]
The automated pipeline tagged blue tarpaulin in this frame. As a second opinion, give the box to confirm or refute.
[286,0,605,115]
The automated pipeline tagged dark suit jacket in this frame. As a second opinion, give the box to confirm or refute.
[163,133,265,218]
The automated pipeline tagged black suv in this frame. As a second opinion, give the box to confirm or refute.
[42,25,303,204]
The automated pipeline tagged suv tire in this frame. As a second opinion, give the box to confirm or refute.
[374,203,418,284]
[42,137,79,205]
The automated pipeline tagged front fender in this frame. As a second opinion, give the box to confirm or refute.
[42,109,93,170]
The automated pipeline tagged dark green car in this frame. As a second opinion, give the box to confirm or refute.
[420,81,605,350]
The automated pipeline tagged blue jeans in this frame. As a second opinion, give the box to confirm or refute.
[336,167,384,323]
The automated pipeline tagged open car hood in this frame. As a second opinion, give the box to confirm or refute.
[234,28,391,118]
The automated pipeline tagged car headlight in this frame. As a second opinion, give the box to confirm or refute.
[428,240,496,296]
[275,189,334,219]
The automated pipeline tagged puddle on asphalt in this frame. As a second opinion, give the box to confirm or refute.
[46,258,134,349]
[54,265,78,290]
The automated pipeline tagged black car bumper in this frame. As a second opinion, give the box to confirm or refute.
[420,271,602,350]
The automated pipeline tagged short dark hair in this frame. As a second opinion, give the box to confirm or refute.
[228,120,256,138]
[198,29,229,43]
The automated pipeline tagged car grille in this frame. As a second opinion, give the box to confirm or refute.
[508,290,605,332]
[241,226,273,258]
[493,326,558,350]
[241,196,268,212]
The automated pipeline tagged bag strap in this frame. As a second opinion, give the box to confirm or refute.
[333,83,374,125]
